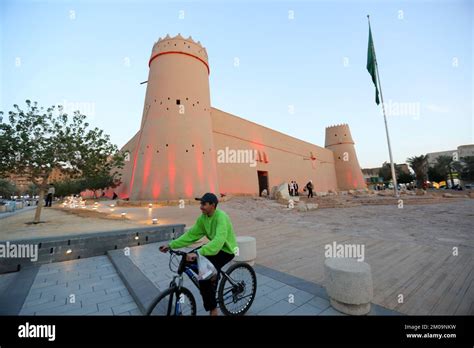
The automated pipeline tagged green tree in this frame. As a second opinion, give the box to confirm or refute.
[397,171,414,184]
[0,100,125,223]
[427,166,445,183]
[378,162,413,184]
[53,179,86,198]
[378,162,393,182]
[407,155,428,189]
[25,182,41,198]
[0,179,18,199]
[81,173,121,199]
[456,156,474,181]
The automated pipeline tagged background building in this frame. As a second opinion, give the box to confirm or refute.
[6,168,68,195]
[426,144,474,166]
[362,163,410,186]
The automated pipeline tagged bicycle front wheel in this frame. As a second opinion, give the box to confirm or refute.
[218,262,257,316]
[147,287,196,316]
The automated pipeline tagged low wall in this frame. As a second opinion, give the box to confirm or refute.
[0,224,185,274]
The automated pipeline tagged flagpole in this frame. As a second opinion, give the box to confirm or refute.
[367,15,399,197]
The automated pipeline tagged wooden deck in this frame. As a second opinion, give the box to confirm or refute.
[223,198,474,315]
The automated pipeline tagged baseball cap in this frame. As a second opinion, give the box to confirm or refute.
[195,192,218,205]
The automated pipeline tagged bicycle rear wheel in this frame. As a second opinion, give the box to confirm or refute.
[147,287,196,316]
[217,262,257,316]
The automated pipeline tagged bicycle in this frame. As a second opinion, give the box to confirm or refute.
[146,248,257,316]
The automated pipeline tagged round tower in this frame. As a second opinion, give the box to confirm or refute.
[129,34,219,200]
[325,124,366,191]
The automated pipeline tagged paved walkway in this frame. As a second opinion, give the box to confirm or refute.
[2,242,398,316]
[0,205,37,220]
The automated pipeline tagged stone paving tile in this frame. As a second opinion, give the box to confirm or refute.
[47,272,92,285]
[255,284,275,297]
[258,299,299,315]
[319,306,347,316]
[23,294,56,308]
[19,255,139,316]
[55,304,100,316]
[306,296,331,310]
[20,298,69,315]
[30,280,59,290]
[24,291,42,302]
[111,301,138,315]
[82,291,124,308]
[88,308,114,315]
[36,269,61,277]
[289,290,315,307]
[266,285,300,302]
[128,308,142,315]
[263,279,287,290]
[255,274,274,286]
[246,295,278,315]
[287,303,326,316]
[96,294,135,311]
[105,284,127,294]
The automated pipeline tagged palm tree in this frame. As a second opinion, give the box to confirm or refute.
[407,155,428,189]
[453,157,474,182]
[435,156,456,188]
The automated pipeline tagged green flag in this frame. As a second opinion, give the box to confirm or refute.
[367,25,380,105]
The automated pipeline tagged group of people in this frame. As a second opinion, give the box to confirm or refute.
[288,181,299,196]
[288,180,315,198]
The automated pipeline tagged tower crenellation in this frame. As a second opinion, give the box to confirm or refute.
[324,123,354,147]
[151,33,209,66]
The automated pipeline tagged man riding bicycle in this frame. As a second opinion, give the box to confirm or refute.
[159,192,238,316]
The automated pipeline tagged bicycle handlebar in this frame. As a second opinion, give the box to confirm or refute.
[169,249,187,256]
[168,247,200,257]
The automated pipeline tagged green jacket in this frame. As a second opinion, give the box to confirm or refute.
[169,208,238,257]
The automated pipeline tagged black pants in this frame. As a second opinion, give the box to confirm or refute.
[45,194,53,207]
[197,250,234,311]
[307,188,313,198]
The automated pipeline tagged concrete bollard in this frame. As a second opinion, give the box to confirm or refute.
[324,257,373,315]
[234,236,257,266]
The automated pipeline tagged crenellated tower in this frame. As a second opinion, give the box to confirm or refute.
[128,34,219,200]
[325,124,366,190]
